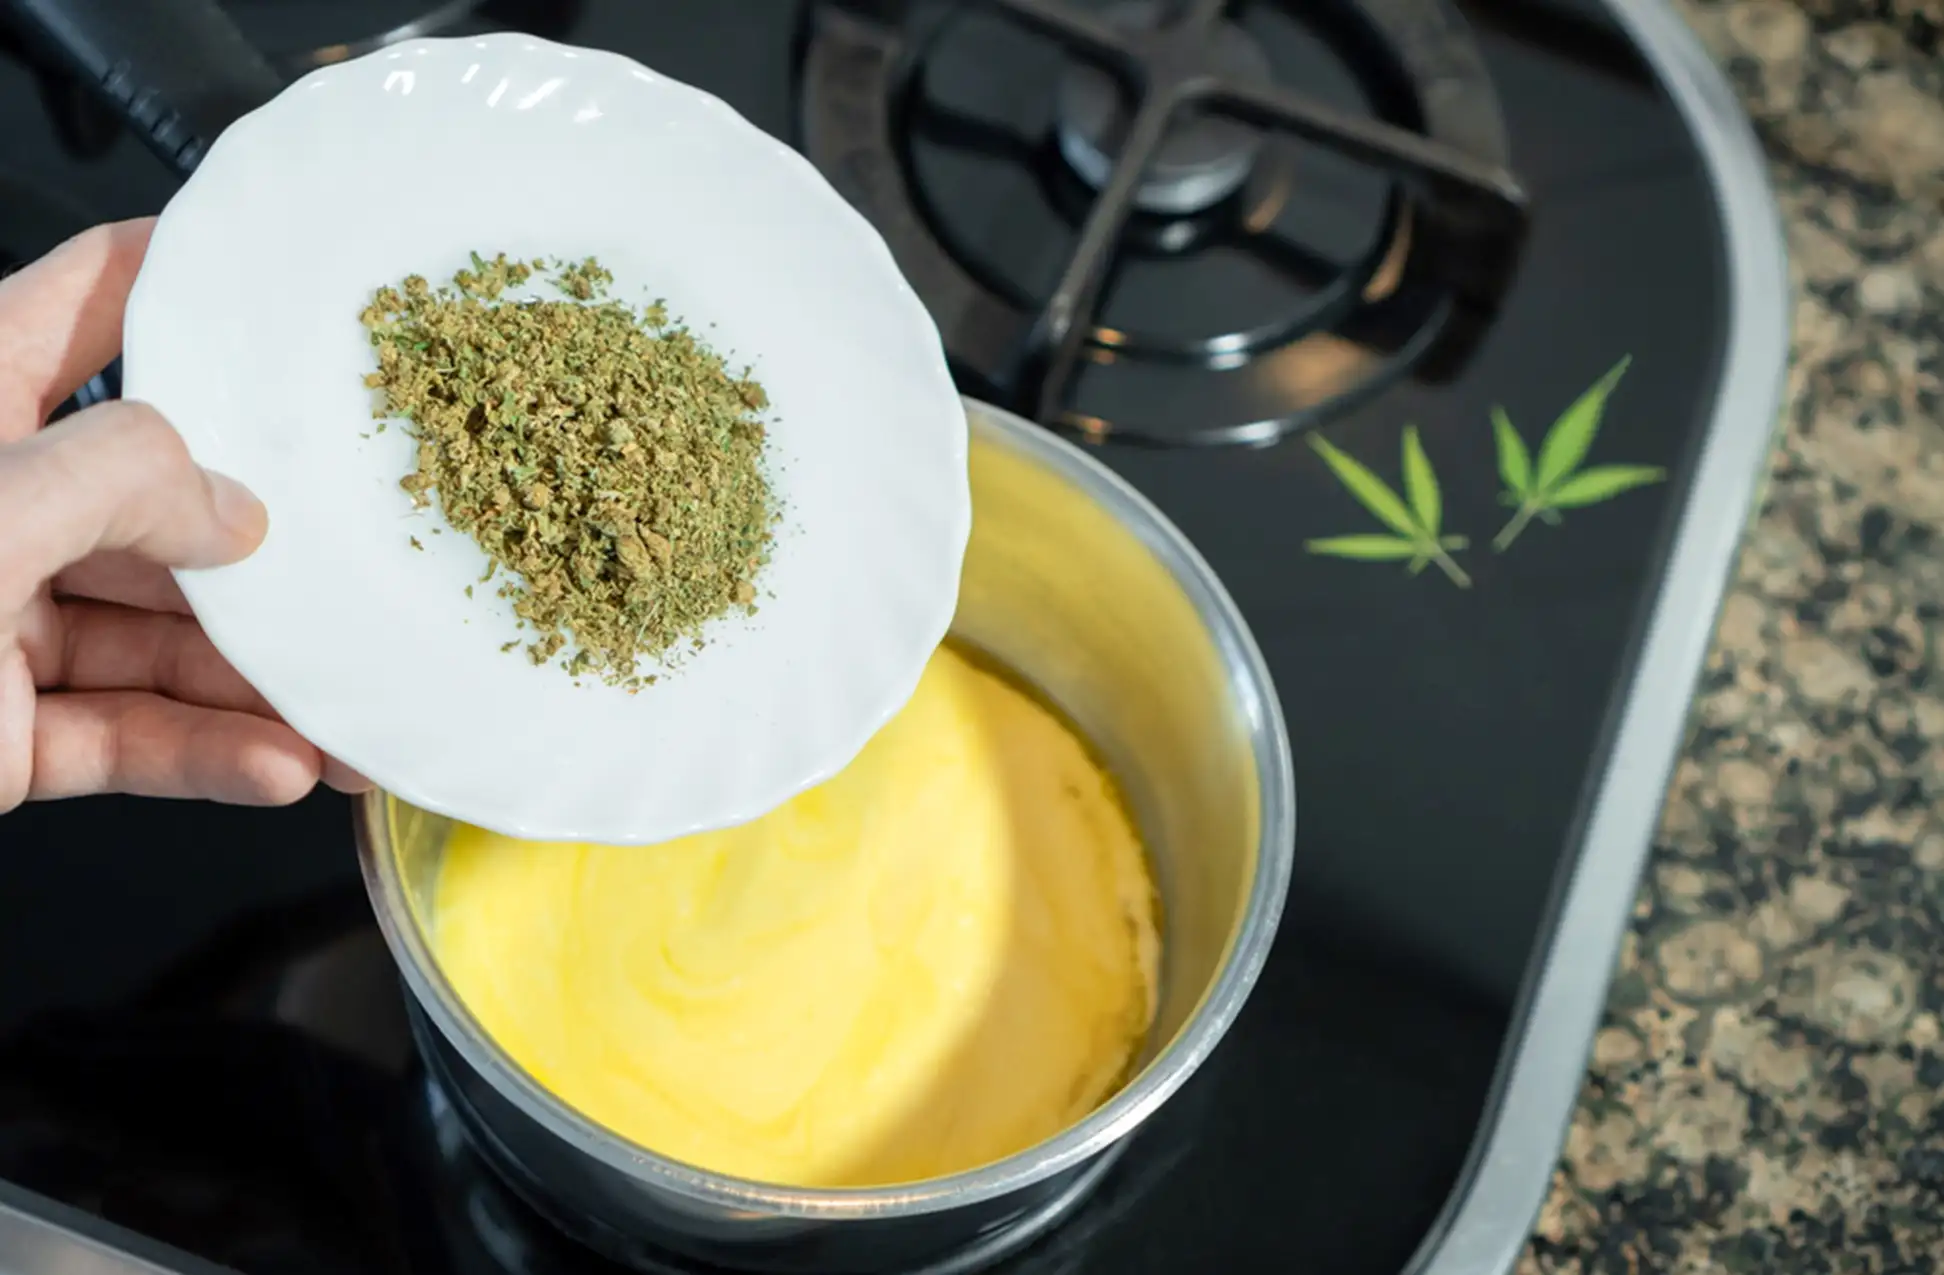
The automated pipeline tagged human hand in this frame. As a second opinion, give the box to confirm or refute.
[0,219,368,812]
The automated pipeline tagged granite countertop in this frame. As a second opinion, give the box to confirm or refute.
[1519,0,1944,1269]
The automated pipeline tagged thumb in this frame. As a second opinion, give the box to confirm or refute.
[0,399,266,615]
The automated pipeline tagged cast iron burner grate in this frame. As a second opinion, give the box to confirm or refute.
[799,0,1529,446]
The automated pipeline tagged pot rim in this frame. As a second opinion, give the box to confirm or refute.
[356,396,1296,1220]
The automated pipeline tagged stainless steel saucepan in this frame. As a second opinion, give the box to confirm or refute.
[355,397,1296,1273]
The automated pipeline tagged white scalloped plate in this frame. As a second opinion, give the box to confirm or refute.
[122,35,969,845]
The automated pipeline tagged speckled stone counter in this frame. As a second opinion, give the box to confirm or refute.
[1517,1,1944,1270]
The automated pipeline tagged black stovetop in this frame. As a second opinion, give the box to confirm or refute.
[0,1,1741,1272]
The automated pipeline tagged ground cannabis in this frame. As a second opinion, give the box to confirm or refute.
[359,252,775,689]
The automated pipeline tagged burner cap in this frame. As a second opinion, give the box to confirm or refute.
[1054,2,1270,216]
[800,0,1521,446]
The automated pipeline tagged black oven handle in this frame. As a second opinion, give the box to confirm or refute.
[2,0,283,177]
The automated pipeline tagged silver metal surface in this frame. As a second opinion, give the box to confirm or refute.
[1405,0,1792,1272]
[356,398,1297,1272]
[0,1184,231,1275]
[1054,3,1271,214]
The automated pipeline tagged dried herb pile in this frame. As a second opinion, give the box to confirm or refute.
[359,253,775,689]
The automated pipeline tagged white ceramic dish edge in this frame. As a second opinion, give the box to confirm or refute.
[122,33,971,846]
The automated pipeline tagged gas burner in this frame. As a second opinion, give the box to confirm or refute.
[799,0,1528,446]
[1054,2,1270,215]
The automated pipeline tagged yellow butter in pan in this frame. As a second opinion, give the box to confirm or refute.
[432,643,1160,1188]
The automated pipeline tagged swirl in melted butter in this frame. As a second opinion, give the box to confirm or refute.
[432,645,1161,1187]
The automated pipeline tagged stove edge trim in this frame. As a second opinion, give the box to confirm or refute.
[1401,1,1793,1272]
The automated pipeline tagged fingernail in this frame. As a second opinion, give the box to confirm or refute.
[206,470,268,540]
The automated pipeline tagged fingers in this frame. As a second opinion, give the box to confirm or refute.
[0,219,155,431]
[0,648,31,810]
[24,600,275,717]
[322,756,374,795]
[14,598,373,799]
[0,399,266,614]
[51,551,192,615]
[26,691,324,806]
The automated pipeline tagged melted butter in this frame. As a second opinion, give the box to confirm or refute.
[432,644,1161,1187]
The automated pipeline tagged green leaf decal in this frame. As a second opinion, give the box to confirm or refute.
[1307,433,1469,588]
[1533,356,1631,492]
[1545,464,1666,509]
[1492,356,1660,553]
[1308,435,1422,539]
[1305,534,1422,561]
[1401,426,1440,536]
[1491,407,1531,498]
